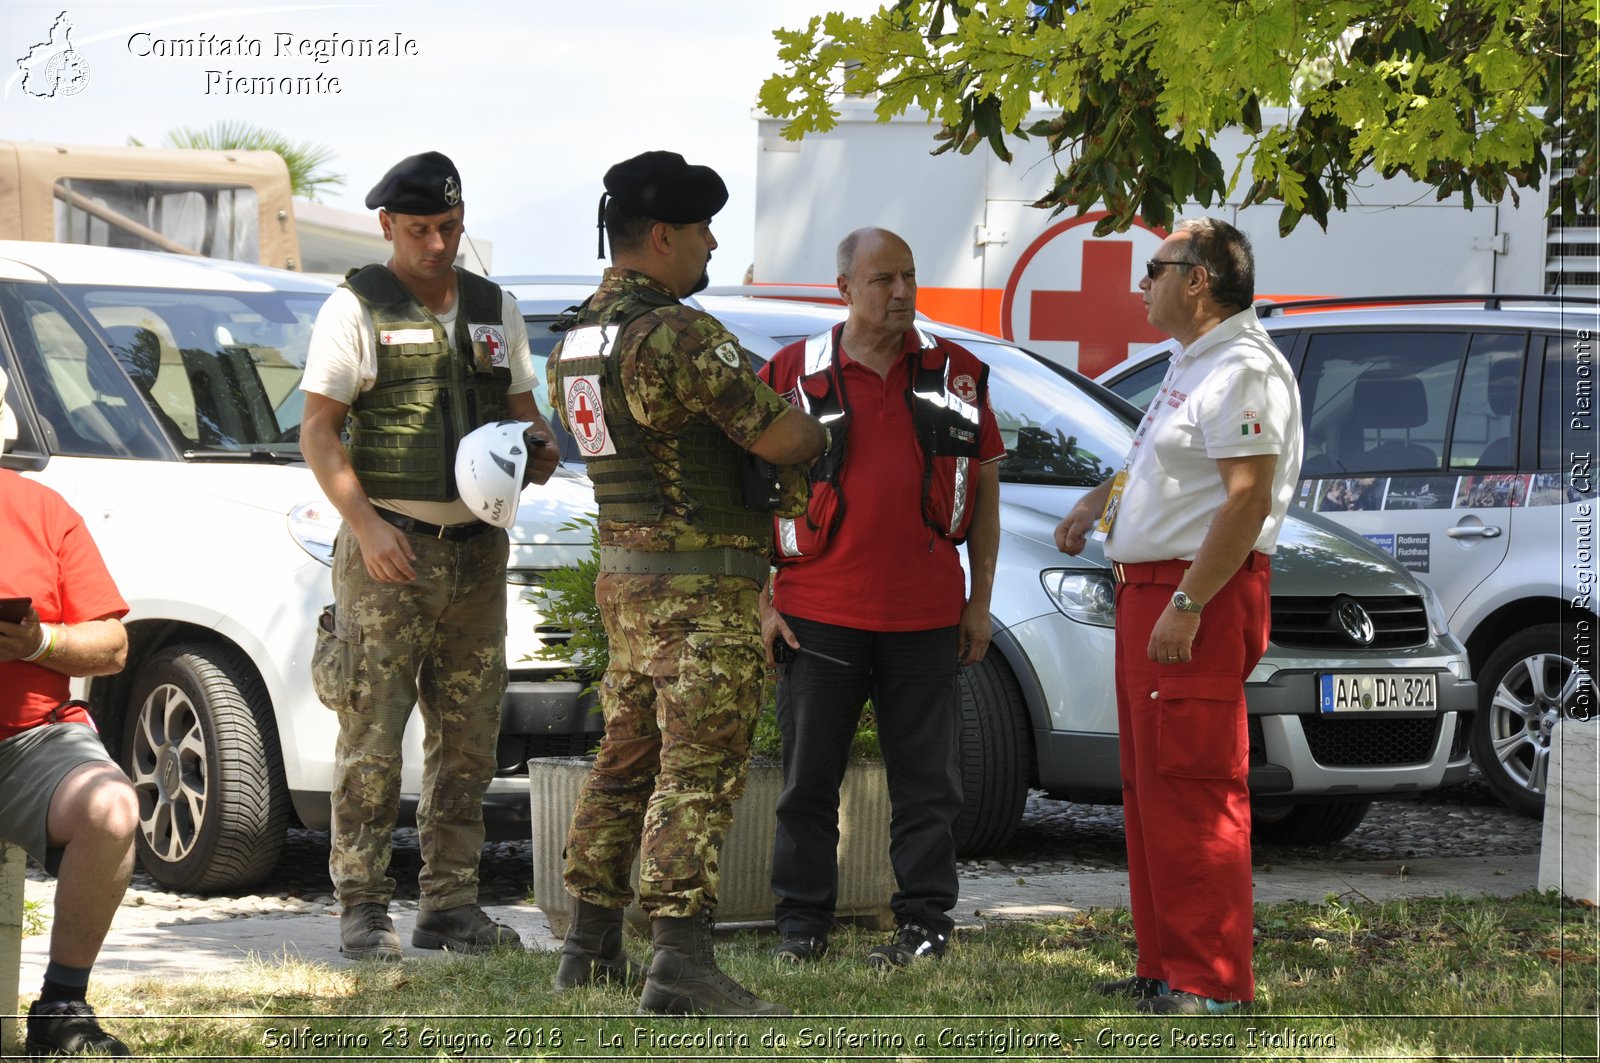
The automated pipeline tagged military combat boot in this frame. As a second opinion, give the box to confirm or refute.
[340,902,402,961]
[637,911,791,1016]
[412,903,523,953]
[553,898,645,991]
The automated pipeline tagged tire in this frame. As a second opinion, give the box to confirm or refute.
[1471,622,1593,818]
[951,654,1034,856]
[1250,799,1372,844]
[121,644,290,892]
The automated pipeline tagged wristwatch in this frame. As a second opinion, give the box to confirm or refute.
[1171,591,1203,614]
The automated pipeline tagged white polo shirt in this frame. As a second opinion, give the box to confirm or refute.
[1103,307,1303,564]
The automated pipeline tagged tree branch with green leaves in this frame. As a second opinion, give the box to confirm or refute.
[760,0,1596,236]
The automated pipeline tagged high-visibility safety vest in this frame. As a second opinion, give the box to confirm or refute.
[343,265,510,502]
[763,323,986,561]
[553,282,771,541]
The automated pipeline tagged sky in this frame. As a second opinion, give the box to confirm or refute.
[1,0,878,283]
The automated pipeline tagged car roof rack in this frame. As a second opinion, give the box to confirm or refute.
[1256,293,1600,316]
[700,284,846,305]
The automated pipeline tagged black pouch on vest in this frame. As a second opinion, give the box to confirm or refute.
[739,451,783,510]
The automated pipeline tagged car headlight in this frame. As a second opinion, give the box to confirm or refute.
[289,500,341,566]
[1041,569,1116,627]
[1416,579,1452,639]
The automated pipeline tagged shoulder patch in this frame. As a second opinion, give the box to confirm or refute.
[714,341,741,368]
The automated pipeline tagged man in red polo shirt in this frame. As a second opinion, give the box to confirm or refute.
[0,366,138,1057]
[758,228,1003,967]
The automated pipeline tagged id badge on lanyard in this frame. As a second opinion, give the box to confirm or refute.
[1092,470,1128,542]
[1093,357,1180,542]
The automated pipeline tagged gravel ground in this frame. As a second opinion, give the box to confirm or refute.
[55,770,1535,924]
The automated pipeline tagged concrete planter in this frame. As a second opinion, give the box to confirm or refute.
[529,756,895,938]
[1,842,23,1054]
[1538,718,1599,904]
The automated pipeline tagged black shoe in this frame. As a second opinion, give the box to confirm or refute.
[1135,989,1249,1015]
[413,903,523,954]
[865,923,946,968]
[339,902,402,961]
[25,999,130,1058]
[772,932,828,964]
[1094,974,1166,1000]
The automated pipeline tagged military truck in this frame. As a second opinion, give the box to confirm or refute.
[0,139,303,270]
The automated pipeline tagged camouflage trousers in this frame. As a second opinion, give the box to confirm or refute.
[563,571,765,919]
[312,521,508,910]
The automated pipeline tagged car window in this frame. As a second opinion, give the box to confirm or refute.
[0,281,168,459]
[69,285,322,453]
[960,339,1128,486]
[1299,330,1465,476]
[1447,333,1525,469]
[1540,333,1595,476]
[523,315,562,423]
[1108,353,1170,410]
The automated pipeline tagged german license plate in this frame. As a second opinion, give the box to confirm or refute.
[1319,673,1438,713]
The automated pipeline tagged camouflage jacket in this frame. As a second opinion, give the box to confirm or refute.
[548,268,803,556]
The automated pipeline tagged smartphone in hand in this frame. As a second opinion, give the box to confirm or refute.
[0,596,32,623]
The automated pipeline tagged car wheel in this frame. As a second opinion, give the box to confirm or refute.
[122,644,290,892]
[1471,622,1593,818]
[1250,799,1372,844]
[951,654,1034,856]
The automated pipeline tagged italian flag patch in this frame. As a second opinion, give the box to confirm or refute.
[1240,423,1262,436]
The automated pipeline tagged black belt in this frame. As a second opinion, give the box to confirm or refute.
[598,545,770,585]
[374,507,497,542]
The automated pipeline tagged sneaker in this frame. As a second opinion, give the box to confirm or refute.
[25,999,130,1058]
[772,932,829,964]
[1094,974,1167,1000]
[1135,989,1249,1015]
[413,903,523,954]
[865,923,946,968]
[339,902,402,961]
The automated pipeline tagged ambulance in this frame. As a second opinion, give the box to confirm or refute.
[749,100,1587,379]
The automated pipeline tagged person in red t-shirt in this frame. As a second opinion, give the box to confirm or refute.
[758,229,1003,968]
[0,367,137,1058]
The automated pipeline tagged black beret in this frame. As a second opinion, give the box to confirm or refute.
[603,150,727,223]
[365,151,463,214]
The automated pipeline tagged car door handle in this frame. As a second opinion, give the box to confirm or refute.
[1446,525,1503,539]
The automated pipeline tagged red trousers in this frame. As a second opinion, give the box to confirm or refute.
[1112,552,1271,1002]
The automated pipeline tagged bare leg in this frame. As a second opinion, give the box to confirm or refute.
[44,762,136,967]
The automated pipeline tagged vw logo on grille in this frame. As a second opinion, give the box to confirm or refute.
[1334,597,1376,646]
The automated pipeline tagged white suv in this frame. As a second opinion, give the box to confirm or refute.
[0,242,598,891]
[1099,296,1600,815]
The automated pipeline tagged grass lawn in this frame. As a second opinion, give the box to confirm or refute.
[19,891,1598,1060]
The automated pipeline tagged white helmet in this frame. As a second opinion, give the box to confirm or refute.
[456,420,531,528]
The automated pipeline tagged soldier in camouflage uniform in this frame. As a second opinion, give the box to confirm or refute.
[547,151,826,1016]
[300,152,559,961]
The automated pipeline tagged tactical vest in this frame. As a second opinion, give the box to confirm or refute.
[767,323,985,560]
[343,266,510,502]
[554,284,769,540]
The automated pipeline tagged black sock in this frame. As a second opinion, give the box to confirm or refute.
[39,961,91,1005]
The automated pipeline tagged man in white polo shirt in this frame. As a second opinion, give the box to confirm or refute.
[1055,217,1303,1015]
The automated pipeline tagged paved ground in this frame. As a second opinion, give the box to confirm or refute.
[13,773,1552,989]
[20,850,1539,987]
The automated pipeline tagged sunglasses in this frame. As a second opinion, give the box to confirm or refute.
[1145,258,1195,280]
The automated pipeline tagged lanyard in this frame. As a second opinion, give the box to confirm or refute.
[1118,355,1183,473]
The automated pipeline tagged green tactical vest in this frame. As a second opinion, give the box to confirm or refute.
[558,284,769,540]
[343,266,511,502]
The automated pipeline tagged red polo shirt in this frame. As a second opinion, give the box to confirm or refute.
[765,333,1003,632]
[0,472,128,740]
